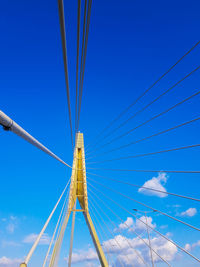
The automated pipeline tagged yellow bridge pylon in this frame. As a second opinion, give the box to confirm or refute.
[49,132,108,267]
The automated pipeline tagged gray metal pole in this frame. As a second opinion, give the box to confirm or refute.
[0,110,71,167]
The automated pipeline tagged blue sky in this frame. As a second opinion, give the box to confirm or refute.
[0,0,200,266]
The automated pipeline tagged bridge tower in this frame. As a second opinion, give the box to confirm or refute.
[48,132,108,267]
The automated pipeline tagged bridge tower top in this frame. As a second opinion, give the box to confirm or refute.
[48,132,108,267]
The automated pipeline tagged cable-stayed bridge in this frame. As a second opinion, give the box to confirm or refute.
[0,0,200,266]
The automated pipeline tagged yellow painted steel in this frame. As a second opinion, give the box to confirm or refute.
[84,211,108,266]
[49,132,108,267]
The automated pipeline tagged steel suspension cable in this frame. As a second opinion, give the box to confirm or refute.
[85,41,200,151]
[90,196,142,267]
[78,0,87,123]
[50,185,81,266]
[22,178,70,265]
[91,191,155,242]
[68,200,76,267]
[75,0,81,134]
[89,201,116,266]
[86,116,200,160]
[88,177,200,232]
[88,188,149,267]
[87,143,200,165]
[49,181,77,267]
[88,181,200,263]
[42,186,70,267]
[88,183,172,267]
[77,0,92,131]
[51,189,70,266]
[87,172,200,202]
[144,212,155,267]
[49,210,70,266]
[87,167,200,174]
[87,89,200,152]
[89,198,125,267]
[87,65,200,154]
[76,0,87,134]
[57,0,74,147]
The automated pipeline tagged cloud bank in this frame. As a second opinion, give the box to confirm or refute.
[138,172,168,198]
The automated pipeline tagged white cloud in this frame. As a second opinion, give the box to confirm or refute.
[63,221,177,267]
[138,172,168,198]
[23,233,50,245]
[180,208,197,217]
[65,248,98,264]
[103,235,130,253]
[115,216,156,233]
[116,248,144,267]
[129,216,156,233]
[0,257,22,267]
[118,217,134,230]
[103,234,177,267]
[185,240,200,251]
